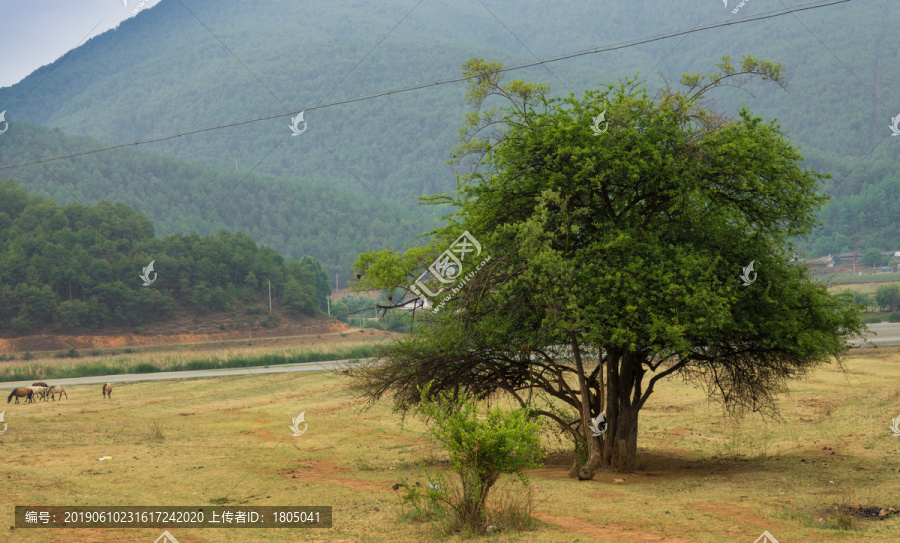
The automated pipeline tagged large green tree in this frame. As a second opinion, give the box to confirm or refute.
[350,57,868,477]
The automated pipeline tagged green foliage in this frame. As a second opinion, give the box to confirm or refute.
[411,382,544,531]
[875,284,900,312]
[283,278,320,317]
[394,477,446,523]
[353,56,868,476]
[845,290,875,312]
[0,179,329,333]
[363,312,413,332]
[860,248,890,267]
[805,177,900,257]
[53,348,81,359]
[330,295,376,323]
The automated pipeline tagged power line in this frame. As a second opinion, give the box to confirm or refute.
[0,0,848,173]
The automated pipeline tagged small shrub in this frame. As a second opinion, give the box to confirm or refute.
[55,348,80,359]
[395,477,445,523]
[261,313,280,328]
[89,350,102,357]
[22,352,35,360]
[147,419,165,441]
[124,348,134,354]
[133,363,160,374]
[409,381,545,533]
[134,327,146,335]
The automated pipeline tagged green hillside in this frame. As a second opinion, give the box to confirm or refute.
[0,178,332,333]
[0,0,898,267]
[0,124,430,278]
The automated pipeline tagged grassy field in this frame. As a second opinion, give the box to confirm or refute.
[1,346,899,542]
[827,273,900,285]
[828,282,887,296]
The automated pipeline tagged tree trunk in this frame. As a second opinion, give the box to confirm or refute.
[568,434,603,480]
[568,333,604,480]
[606,403,639,472]
[601,348,642,473]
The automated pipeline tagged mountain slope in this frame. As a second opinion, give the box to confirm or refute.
[0,0,898,262]
[0,124,427,278]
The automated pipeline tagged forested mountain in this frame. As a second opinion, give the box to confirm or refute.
[0,0,898,268]
[0,124,429,278]
[0,179,330,333]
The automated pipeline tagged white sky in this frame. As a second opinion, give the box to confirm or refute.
[0,0,163,89]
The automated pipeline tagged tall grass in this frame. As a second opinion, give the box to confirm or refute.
[0,345,377,382]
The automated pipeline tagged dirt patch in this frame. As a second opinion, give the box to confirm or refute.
[247,428,279,442]
[691,500,777,530]
[284,458,391,494]
[658,425,687,450]
[0,312,348,353]
[534,513,696,542]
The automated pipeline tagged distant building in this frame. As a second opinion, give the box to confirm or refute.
[835,252,862,265]
[396,297,431,311]
[800,255,834,267]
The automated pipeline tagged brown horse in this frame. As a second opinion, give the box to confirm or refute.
[7,388,34,404]
[102,383,112,399]
[48,385,67,401]
[32,382,49,388]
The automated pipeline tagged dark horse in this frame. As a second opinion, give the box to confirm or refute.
[102,383,112,399]
[32,382,49,388]
[8,387,34,404]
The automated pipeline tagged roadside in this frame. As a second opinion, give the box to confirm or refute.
[0,357,369,389]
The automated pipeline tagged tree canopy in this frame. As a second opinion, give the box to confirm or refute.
[350,56,868,477]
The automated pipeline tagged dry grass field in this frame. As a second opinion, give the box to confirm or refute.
[1,345,899,542]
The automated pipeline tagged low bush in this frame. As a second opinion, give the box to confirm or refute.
[399,381,545,535]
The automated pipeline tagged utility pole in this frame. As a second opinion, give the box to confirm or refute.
[335,272,338,292]
[268,280,272,314]
[326,294,331,317]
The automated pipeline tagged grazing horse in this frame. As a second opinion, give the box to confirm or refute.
[48,385,67,401]
[102,383,112,399]
[7,388,34,404]
[28,386,48,402]
[32,382,49,388]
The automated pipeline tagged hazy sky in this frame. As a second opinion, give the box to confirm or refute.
[0,0,163,89]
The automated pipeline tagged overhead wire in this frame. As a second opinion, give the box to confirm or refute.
[0,0,849,174]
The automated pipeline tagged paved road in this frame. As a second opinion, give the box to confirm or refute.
[2,322,894,390]
[1,358,370,390]
[851,322,900,346]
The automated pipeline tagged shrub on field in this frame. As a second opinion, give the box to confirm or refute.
[403,381,544,534]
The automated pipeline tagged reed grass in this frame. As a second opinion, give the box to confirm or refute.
[0,343,378,382]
